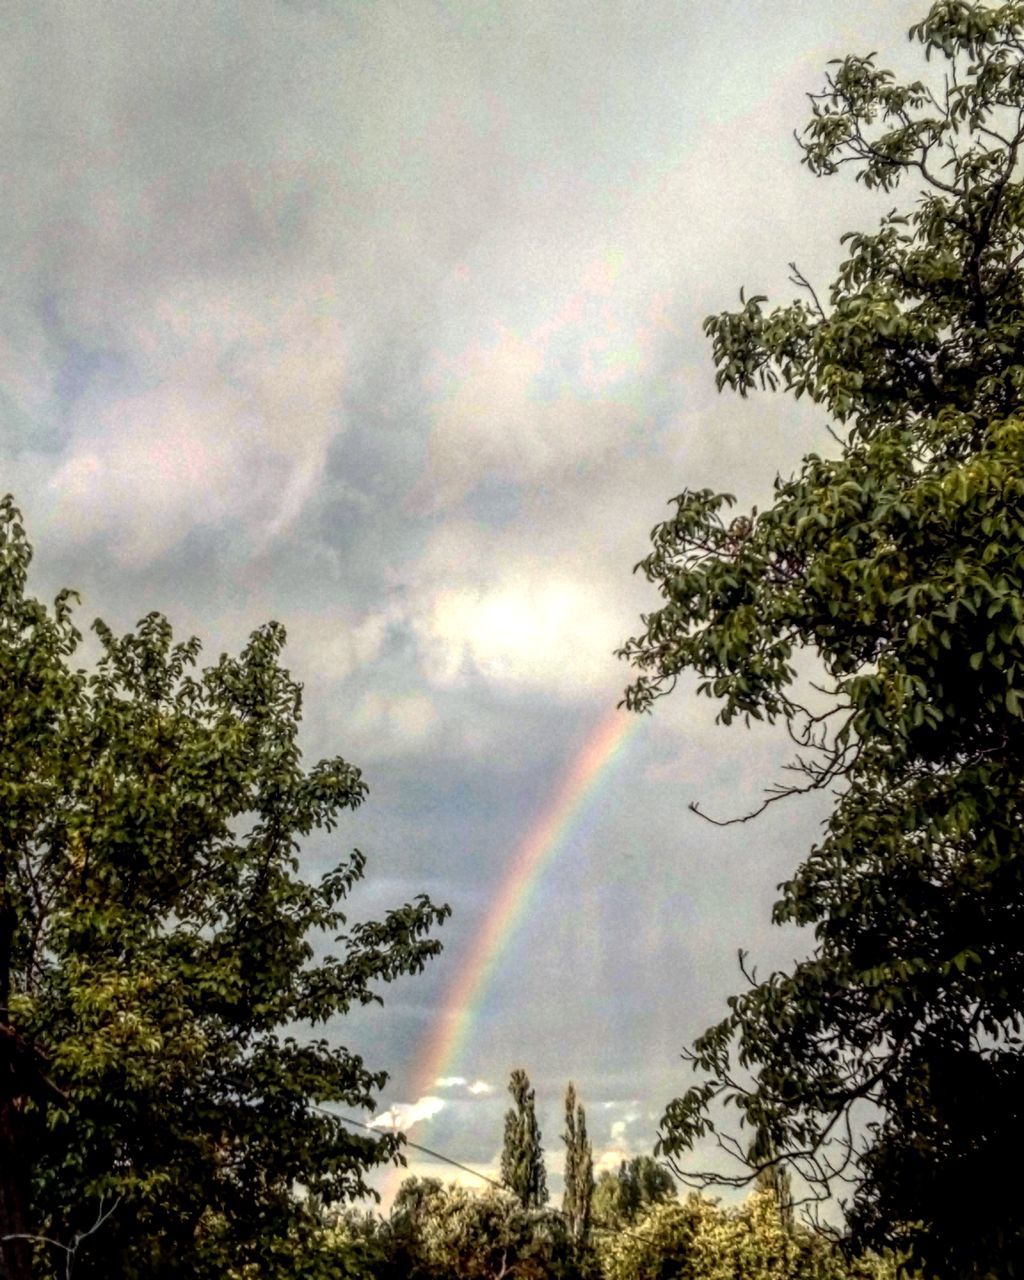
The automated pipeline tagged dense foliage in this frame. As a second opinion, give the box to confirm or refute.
[619,3,1024,1274]
[599,1187,904,1280]
[332,1178,575,1280]
[590,1157,675,1230]
[0,497,449,1279]
[501,1068,548,1210]
[561,1083,594,1252]
[328,1176,907,1280]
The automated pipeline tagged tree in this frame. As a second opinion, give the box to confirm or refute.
[591,1156,675,1229]
[598,1198,703,1280]
[560,1082,593,1251]
[0,496,449,1279]
[618,3,1024,1274]
[500,1069,547,1210]
[599,1185,909,1280]
[381,1179,571,1280]
[380,1176,449,1279]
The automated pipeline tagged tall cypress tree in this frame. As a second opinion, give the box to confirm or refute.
[561,1081,594,1249]
[500,1068,547,1208]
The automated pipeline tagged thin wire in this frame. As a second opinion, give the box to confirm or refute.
[322,1108,505,1190]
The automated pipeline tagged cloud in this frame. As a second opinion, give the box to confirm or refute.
[431,1075,494,1097]
[594,1146,633,1176]
[414,263,672,513]
[348,690,439,755]
[420,577,609,690]
[368,1096,446,1132]
[408,528,634,698]
[45,279,348,565]
[282,608,396,686]
[593,1103,644,1173]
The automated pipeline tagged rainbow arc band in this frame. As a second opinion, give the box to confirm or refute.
[382,704,641,1195]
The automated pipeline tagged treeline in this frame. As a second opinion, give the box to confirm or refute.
[313,1176,908,1280]
[304,1071,911,1280]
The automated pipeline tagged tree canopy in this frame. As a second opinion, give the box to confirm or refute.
[339,1173,903,1280]
[0,496,449,1279]
[619,3,1024,1274]
[560,1082,593,1252]
[591,1156,675,1230]
[500,1068,547,1210]
[380,1177,571,1280]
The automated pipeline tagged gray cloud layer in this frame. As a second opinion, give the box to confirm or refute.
[3,0,927,1199]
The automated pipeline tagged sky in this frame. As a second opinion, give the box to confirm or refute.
[4,0,932,1209]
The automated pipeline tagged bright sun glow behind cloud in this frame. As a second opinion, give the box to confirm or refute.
[421,576,620,693]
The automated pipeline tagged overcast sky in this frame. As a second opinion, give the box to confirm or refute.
[4,0,931,1206]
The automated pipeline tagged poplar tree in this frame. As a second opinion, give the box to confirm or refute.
[561,1082,594,1249]
[500,1068,547,1209]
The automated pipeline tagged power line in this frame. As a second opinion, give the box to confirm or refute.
[322,1108,504,1191]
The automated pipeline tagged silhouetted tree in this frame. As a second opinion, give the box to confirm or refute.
[561,1082,593,1251]
[501,1068,547,1209]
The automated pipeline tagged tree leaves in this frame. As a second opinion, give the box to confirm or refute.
[620,5,1024,1275]
[500,1069,547,1211]
[0,498,450,1279]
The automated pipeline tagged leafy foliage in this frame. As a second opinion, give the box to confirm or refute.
[335,1177,907,1280]
[0,497,449,1279]
[598,1186,903,1280]
[561,1082,594,1251]
[618,3,1024,1274]
[500,1068,547,1210]
[591,1156,675,1229]
[370,1177,573,1280]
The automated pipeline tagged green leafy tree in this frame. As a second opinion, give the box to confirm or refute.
[598,1198,703,1280]
[591,1156,675,1229]
[560,1082,593,1252]
[619,3,1024,1274]
[753,1164,794,1235]
[599,1187,905,1280]
[382,1176,449,1279]
[0,497,449,1280]
[500,1069,547,1210]
[380,1179,570,1280]
[317,1205,392,1280]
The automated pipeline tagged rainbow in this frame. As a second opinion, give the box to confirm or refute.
[408,702,642,1111]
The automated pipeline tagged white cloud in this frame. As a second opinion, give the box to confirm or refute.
[431,1075,494,1096]
[412,239,687,518]
[283,609,395,687]
[416,316,648,511]
[593,1103,644,1173]
[414,563,624,696]
[368,1095,446,1132]
[594,1146,633,1175]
